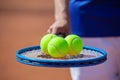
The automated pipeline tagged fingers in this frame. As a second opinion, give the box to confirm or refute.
[48,26,70,37]
[48,26,65,35]
[47,21,71,36]
[47,26,52,34]
[47,25,58,34]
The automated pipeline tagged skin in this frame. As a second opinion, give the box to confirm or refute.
[47,0,70,36]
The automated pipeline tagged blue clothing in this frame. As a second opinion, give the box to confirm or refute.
[69,0,120,37]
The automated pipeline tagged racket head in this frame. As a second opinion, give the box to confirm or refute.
[16,46,107,68]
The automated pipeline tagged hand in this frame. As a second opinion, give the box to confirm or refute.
[47,19,71,36]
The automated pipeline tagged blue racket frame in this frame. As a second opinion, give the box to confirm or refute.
[16,46,107,68]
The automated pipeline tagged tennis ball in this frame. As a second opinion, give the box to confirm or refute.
[40,34,57,54]
[48,37,69,58]
[65,34,83,56]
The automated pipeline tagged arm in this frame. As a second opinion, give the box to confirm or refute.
[54,0,69,21]
[47,0,71,36]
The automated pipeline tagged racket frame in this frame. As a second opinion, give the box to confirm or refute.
[16,46,107,68]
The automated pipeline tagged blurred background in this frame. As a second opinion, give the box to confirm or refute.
[0,0,71,80]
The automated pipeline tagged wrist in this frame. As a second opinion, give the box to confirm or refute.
[55,17,70,26]
[55,13,70,23]
[55,12,68,19]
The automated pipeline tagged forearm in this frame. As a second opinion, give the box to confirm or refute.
[47,0,71,35]
[54,0,69,21]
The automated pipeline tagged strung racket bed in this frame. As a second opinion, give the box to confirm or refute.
[16,46,107,68]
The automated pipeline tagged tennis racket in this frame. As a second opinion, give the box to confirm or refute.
[16,45,107,68]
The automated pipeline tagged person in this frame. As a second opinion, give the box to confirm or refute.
[48,0,120,80]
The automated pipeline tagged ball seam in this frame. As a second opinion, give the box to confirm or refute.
[70,37,79,54]
[49,43,62,55]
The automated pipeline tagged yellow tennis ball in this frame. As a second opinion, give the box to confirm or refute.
[65,34,83,56]
[48,37,69,58]
[40,34,57,54]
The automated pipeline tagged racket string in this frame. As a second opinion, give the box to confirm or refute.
[16,46,107,67]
